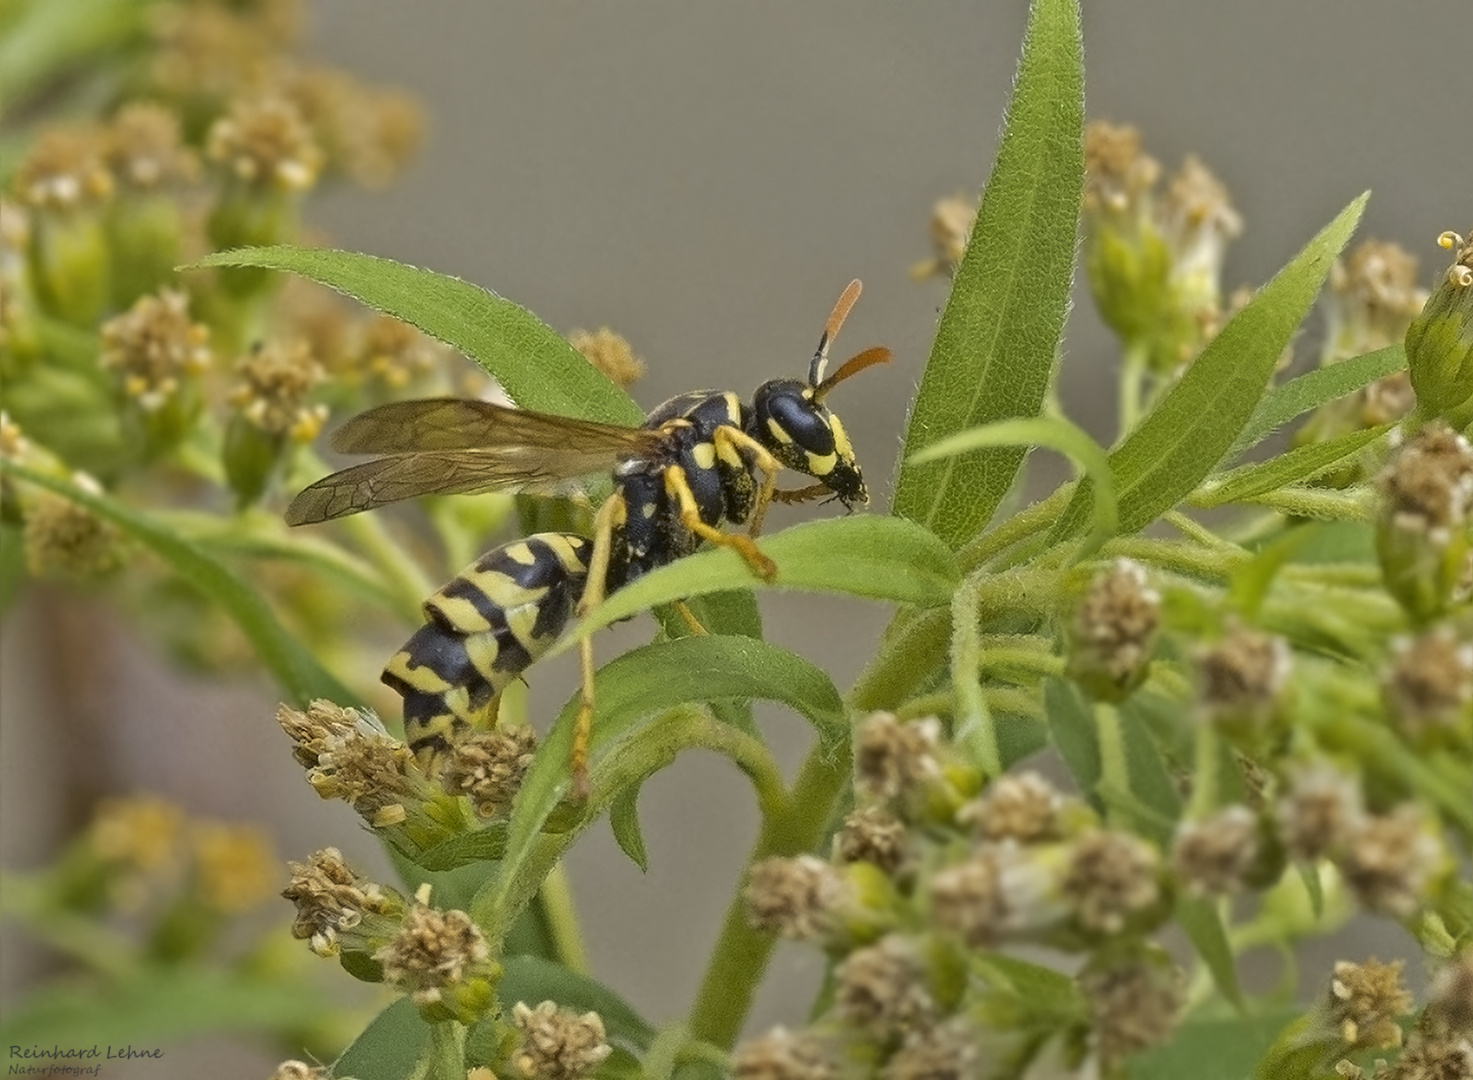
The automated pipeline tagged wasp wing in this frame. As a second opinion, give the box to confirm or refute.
[329,397,655,455]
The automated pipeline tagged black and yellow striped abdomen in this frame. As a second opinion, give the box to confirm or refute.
[382,532,593,763]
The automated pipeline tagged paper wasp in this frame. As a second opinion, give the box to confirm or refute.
[285,280,889,793]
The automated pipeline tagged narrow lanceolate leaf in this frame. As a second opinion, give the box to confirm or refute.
[891,0,1084,548]
[1050,193,1370,540]
[909,416,1117,550]
[332,999,430,1080]
[0,461,354,706]
[558,516,958,647]
[1175,896,1244,1010]
[189,246,643,426]
[1194,424,1391,508]
[477,636,841,937]
[1226,344,1405,459]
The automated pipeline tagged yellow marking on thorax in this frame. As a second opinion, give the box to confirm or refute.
[641,501,657,519]
[692,441,717,471]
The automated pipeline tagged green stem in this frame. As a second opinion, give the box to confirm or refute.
[958,484,1074,574]
[1095,702,1130,812]
[425,1020,466,1080]
[686,741,851,1049]
[536,864,589,976]
[951,568,1001,777]
[1118,340,1149,437]
[1189,485,1371,521]
[1187,722,1220,821]
[340,511,438,615]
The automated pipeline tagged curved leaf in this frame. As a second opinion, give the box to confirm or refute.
[1050,193,1369,540]
[1227,344,1405,459]
[188,246,643,426]
[1175,896,1244,1010]
[609,784,650,872]
[909,416,1116,553]
[0,461,354,706]
[475,635,839,939]
[332,998,430,1080]
[892,0,1083,548]
[559,516,958,648]
[1194,424,1391,508]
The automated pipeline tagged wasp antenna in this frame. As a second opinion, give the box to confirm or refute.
[808,279,863,386]
[812,345,891,402]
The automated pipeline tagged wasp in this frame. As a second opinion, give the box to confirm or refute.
[286,280,889,792]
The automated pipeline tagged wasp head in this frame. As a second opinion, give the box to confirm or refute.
[750,379,867,508]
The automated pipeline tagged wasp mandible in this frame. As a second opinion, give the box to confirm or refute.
[286,281,889,793]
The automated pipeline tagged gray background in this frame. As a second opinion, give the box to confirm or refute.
[2,2,1469,1077]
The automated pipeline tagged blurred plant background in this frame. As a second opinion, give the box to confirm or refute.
[0,3,1468,1079]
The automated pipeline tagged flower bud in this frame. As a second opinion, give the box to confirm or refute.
[1405,230,1473,431]
[377,896,500,1024]
[1066,558,1160,702]
[1375,423,1473,623]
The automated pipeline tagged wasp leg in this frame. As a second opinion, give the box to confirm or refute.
[713,425,782,537]
[569,493,625,800]
[672,600,708,636]
[773,483,829,505]
[664,465,778,581]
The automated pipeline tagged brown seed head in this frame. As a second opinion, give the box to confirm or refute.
[733,1028,836,1080]
[568,327,646,389]
[268,1062,327,1080]
[834,934,937,1035]
[1082,958,1185,1063]
[377,903,491,995]
[1083,121,1160,217]
[1278,761,1365,862]
[1329,958,1413,1049]
[1383,629,1473,741]
[276,701,423,825]
[1199,627,1291,718]
[1379,423,1473,542]
[282,847,402,956]
[957,771,1064,843]
[745,855,846,941]
[443,727,538,818]
[1063,830,1161,934]
[833,806,909,876]
[855,713,941,806]
[1171,805,1260,897]
[230,339,327,440]
[511,1001,613,1080]
[882,1023,982,1080]
[1069,558,1160,695]
[1427,951,1473,1038]
[12,128,114,211]
[104,104,199,190]
[207,95,323,192]
[100,289,211,411]
[24,479,125,580]
[358,315,446,389]
[1338,805,1444,918]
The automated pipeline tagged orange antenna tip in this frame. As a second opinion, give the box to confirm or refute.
[813,345,891,401]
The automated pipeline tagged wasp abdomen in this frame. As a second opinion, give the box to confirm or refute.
[382,532,593,763]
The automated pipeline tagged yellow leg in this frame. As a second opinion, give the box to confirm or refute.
[672,599,708,636]
[569,494,624,800]
[713,425,782,537]
[664,465,778,581]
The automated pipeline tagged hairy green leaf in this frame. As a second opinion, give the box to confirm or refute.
[0,461,354,706]
[1227,344,1405,459]
[1195,424,1391,508]
[1175,896,1244,1009]
[189,246,643,426]
[909,416,1116,553]
[477,636,839,938]
[333,998,430,1080]
[1050,193,1369,540]
[0,967,333,1049]
[608,785,650,872]
[560,516,958,647]
[891,0,1083,548]
[1128,1010,1301,1080]
[404,825,509,872]
[1044,677,1102,810]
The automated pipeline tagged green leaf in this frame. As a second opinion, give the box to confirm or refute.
[1227,523,1322,619]
[1114,706,1182,845]
[1044,677,1102,809]
[1175,896,1244,1009]
[973,951,1087,1025]
[188,246,643,426]
[654,588,764,736]
[499,956,656,1050]
[609,784,650,872]
[560,516,958,647]
[1050,193,1369,540]
[1194,424,1391,508]
[332,998,430,1080]
[0,967,334,1049]
[0,0,149,105]
[908,416,1116,554]
[1128,1010,1301,1080]
[891,0,1083,548]
[477,636,837,939]
[1226,344,1405,459]
[402,824,508,872]
[0,461,354,706]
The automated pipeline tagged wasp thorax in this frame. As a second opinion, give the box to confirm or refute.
[751,380,867,507]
